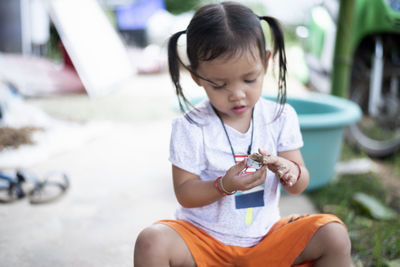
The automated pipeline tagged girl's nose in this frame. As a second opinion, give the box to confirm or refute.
[229,87,246,102]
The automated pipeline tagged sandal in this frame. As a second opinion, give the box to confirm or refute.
[29,172,69,204]
[0,171,33,203]
[0,170,69,204]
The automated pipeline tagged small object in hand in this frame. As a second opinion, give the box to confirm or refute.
[247,152,264,169]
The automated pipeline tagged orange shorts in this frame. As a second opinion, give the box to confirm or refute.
[157,214,344,267]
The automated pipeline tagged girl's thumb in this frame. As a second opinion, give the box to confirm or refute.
[234,158,247,171]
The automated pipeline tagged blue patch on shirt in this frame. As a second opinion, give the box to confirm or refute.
[235,190,264,209]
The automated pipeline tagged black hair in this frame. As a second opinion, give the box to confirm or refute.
[168,1,287,121]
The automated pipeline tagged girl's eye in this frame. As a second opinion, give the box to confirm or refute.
[212,84,226,90]
[245,78,257,83]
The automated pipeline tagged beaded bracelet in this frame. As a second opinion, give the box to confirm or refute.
[219,176,237,195]
[214,177,236,196]
[214,177,226,195]
[279,160,302,186]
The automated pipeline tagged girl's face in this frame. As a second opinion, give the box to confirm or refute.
[192,48,269,124]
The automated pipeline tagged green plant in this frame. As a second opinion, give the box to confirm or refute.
[340,142,368,161]
[388,151,400,180]
[307,171,400,266]
[47,24,62,62]
[165,0,202,14]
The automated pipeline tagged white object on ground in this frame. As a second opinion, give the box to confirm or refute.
[335,158,377,175]
[45,0,134,97]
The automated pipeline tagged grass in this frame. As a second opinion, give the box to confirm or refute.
[307,144,400,267]
[386,151,400,180]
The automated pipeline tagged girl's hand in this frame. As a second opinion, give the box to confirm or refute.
[221,158,267,192]
[258,148,300,187]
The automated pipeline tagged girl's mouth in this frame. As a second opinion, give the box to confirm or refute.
[232,105,247,114]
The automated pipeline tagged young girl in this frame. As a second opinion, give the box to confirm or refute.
[134,2,351,266]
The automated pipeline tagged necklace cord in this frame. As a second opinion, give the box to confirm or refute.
[212,105,255,164]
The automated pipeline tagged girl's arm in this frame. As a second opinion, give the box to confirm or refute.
[172,160,267,208]
[260,148,309,194]
[172,166,221,208]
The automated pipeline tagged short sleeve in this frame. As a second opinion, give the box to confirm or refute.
[277,104,304,152]
[169,117,206,176]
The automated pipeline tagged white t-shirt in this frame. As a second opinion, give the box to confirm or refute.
[169,98,303,247]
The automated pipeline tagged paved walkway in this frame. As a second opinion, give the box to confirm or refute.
[0,71,317,267]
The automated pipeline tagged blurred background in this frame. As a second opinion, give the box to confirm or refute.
[0,0,399,266]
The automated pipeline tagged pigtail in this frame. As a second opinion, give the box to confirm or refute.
[259,16,287,115]
[168,30,189,114]
[168,30,200,124]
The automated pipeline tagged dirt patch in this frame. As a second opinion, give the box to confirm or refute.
[0,127,43,151]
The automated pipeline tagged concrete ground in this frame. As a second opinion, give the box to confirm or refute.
[0,71,317,267]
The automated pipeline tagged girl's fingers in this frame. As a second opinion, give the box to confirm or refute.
[280,173,296,187]
[275,165,288,178]
[264,155,280,166]
[228,159,248,175]
[240,167,266,189]
[244,175,265,190]
[258,148,274,164]
[238,158,248,171]
[258,148,267,155]
[258,148,273,156]
[246,177,265,189]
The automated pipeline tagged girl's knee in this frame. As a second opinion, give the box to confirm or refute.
[135,225,168,256]
[319,222,351,254]
[134,225,175,266]
[134,224,195,267]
